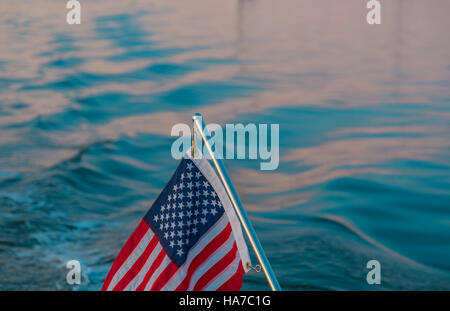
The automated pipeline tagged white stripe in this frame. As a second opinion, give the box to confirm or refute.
[144,255,172,291]
[106,229,154,290]
[202,255,240,291]
[161,215,229,291]
[187,233,235,290]
[124,243,162,291]
[185,151,251,272]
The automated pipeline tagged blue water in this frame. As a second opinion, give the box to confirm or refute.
[0,0,449,290]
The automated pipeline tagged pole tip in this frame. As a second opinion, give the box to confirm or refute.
[192,113,202,121]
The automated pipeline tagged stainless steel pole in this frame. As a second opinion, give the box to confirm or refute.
[192,113,281,291]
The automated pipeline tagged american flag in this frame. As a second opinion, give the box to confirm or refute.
[102,152,251,291]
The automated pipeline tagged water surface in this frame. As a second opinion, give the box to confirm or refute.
[0,0,449,290]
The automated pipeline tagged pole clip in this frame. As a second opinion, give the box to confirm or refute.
[246,262,261,272]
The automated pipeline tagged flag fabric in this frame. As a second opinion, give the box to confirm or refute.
[102,150,251,291]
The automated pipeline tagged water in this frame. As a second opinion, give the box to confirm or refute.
[0,0,449,290]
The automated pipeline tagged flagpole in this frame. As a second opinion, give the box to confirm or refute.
[192,113,282,291]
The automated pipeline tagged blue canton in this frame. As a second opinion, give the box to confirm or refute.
[145,158,225,266]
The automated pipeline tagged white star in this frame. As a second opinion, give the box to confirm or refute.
[164,223,169,230]
[200,217,207,225]
[165,214,170,220]
[159,223,164,230]
[192,227,198,235]
[153,215,159,222]
[171,213,176,219]
[179,183,184,190]
[195,172,201,179]
[169,240,175,248]
[195,181,201,188]
[171,222,176,229]
[170,231,175,238]
[187,192,193,199]
[187,181,193,189]
[203,190,209,196]
[187,172,193,179]
[211,191,216,198]
[178,193,184,200]
[178,202,184,209]
[164,232,169,239]
[202,199,209,206]
[177,230,183,238]
[177,248,184,257]
[167,194,172,201]
[177,221,184,228]
[161,205,166,212]
[186,210,192,217]
[194,210,199,217]
[185,238,189,245]
[187,163,193,170]
[178,211,184,218]
[211,200,217,206]
[195,191,201,197]
[173,184,178,191]
[180,173,185,180]
[193,219,199,225]
[210,208,217,216]
[202,208,208,216]
[203,181,209,188]
[177,239,183,247]
[186,219,192,226]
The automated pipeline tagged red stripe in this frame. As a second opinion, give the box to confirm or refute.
[102,220,149,290]
[175,224,232,291]
[216,262,245,291]
[193,243,238,291]
[149,261,179,291]
[112,235,158,291]
[135,248,167,291]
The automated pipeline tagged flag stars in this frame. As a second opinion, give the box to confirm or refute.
[147,159,227,265]
[176,248,184,257]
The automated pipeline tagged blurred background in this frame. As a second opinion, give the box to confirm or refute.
[0,0,449,290]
